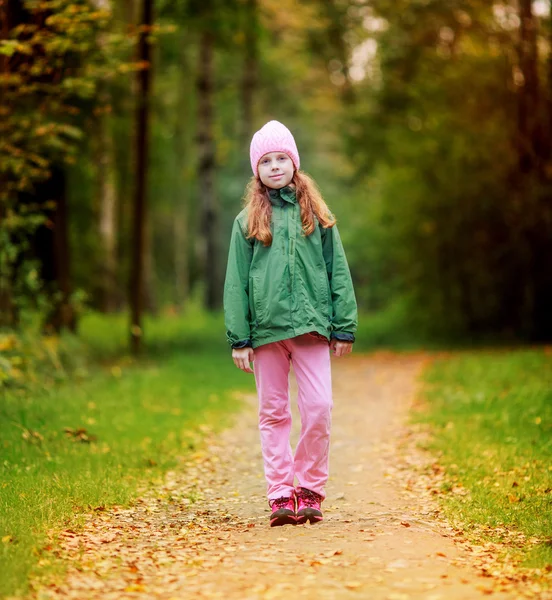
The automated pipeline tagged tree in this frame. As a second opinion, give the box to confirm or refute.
[129,0,154,353]
[241,0,258,147]
[0,0,112,331]
[196,27,220,311]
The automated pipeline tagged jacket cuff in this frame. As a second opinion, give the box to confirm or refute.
[331,332,355,343]
[231,339,253,349]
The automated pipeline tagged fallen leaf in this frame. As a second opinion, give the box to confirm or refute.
[475,585,493,595]
[345,581,362,589]
[124,584,146,592]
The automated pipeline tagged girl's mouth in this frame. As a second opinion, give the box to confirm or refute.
[270,174,283,179]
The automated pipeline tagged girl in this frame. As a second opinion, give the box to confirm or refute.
[223,120,357,527]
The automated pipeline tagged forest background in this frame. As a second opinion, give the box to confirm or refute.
[2,0,552,353]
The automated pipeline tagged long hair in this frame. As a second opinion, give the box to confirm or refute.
[244,170,336,246]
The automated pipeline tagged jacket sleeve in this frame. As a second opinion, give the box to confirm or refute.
[224,217,254,348]
[321,223,358,342]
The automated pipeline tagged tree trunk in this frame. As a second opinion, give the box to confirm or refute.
[322,0,354,105]
[517,0,540,175]
[90,0,119,313]
[129,0,153,353]
[97,90,119,312]
[196,30,220,311]
[241,0,258,148]
[546,0,552,166]
[173,39,191,309]
[51,170,75,331]
[34,166,76,332]
[529,0,552,340]
[174,205,189,309]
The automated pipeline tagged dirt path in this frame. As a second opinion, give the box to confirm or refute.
[35,352,517,600]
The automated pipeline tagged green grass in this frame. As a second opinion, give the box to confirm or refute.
[420,348,552,568]
[0,308,255,598]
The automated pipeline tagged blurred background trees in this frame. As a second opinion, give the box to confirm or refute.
[1,0,551,349]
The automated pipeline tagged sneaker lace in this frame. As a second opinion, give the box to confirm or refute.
[271,496,291,510]
[298,488,321,507]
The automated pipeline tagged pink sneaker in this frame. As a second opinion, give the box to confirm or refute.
[296,487,323,524]
[269,496,296,527]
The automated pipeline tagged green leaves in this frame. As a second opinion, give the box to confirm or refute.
[1,0,139,328]
[0,40,21,57]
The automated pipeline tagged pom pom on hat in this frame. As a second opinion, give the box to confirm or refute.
[250,120,300,176]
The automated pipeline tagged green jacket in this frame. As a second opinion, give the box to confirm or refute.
[223,186,358,349]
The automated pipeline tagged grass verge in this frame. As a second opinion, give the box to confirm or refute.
[419,347,552,570]
[0,309,255,598]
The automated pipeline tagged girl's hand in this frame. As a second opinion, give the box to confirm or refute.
[232,347,255,373]
[330,339,353,357]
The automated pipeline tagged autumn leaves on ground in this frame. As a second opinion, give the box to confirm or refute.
[1,316,551,600]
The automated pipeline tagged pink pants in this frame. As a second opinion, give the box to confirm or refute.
[253,333,333,501]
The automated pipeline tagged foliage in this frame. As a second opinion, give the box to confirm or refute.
[419,348,552,567]
[0,0,136,323]
[3,0,552,343]
[1,0,125,198]
[0,326,88,390]
[0,206,46,321]
[346,1,552,340]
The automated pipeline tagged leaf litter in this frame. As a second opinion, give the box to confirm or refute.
[25,352,551,599]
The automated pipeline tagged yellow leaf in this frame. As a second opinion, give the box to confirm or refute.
[124,584,146,592]
[2,535,12,543]
[0,334,17,351]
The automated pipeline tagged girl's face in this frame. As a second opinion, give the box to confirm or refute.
[257,152,295,189]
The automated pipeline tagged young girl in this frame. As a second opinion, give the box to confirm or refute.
[223,120,357,527]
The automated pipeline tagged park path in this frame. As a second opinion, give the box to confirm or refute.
[34,352,519,600]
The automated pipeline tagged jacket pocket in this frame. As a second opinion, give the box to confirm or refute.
[318,268,331,321]
[250,276,264,325]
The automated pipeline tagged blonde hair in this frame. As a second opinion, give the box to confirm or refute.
[244,170,336,246]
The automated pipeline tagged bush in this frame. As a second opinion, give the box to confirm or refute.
[0,329,88,390]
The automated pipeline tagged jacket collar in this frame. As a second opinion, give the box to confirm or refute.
[268,185,297,206]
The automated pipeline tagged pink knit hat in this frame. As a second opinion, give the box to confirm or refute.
[250,120,300,176]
